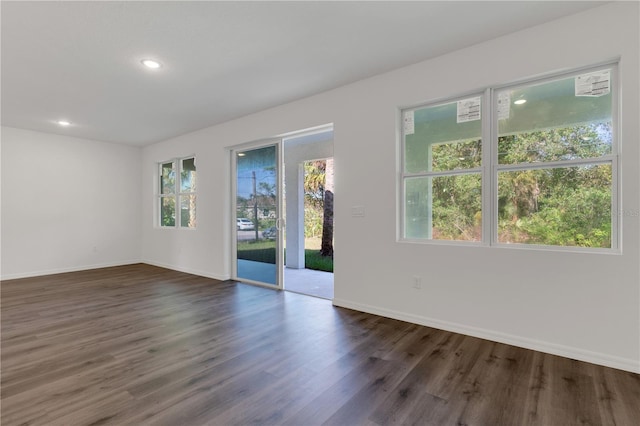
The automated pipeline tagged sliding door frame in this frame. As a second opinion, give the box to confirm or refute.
[230,138,284,290]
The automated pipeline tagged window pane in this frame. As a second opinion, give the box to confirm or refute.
[160,162,175,194]
[405,99,482,173]
[161,196,176,227]
[405,174,482,241]
[498,164,611,247]
[180,195,196,228]
[498,123,612,164]
[431,139,482,172]
[497,70,612,165]
[180,157,196,192]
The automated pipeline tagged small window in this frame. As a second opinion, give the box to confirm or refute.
[158,157,197,228]
[179,157,197,228]
[159,161,176,227]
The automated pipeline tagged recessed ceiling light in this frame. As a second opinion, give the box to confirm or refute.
[514,99,527,105]
[141,59,161,69]
[57,120,72,126]
[237,152,246,157]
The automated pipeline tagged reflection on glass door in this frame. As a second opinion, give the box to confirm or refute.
[234,144,280,286]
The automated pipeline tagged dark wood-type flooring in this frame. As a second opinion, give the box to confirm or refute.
[1,264,639,425]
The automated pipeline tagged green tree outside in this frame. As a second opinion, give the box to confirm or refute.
[427,123,612,247]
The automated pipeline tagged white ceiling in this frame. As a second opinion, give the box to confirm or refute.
[1,1,606,147]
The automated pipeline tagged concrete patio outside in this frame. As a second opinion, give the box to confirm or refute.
[236,259,333,299]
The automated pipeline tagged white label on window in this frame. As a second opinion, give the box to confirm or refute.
[457,97,481,123]
[497,92,511,120]
[403,110,415,135]
[575,70,610,97]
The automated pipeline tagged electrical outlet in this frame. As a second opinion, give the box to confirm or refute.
[412,276,422,289]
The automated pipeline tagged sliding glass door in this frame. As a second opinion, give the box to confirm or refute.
[232,141,283,288]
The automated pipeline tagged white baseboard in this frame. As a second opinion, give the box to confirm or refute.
[142,260,231,281]
[0,260,142,281]
[332,298,640,374]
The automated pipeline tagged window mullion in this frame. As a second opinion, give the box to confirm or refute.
[404,167,483,179]
[175,159,182,228]
[496,156,615,172]
[483,87,494,247]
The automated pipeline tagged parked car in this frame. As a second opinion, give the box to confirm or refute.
[237,218,254,230]
[262,226,277,239]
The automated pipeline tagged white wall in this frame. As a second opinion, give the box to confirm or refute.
[1,127,142,278]
[141,2,639,372]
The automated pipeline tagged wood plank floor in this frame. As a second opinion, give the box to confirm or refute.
[1,264,638,426]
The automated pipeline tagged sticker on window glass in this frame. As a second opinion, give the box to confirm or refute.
[403,110,415,135]
[575,70,610,97]
[497,92,511,120]
[457,97,481,123]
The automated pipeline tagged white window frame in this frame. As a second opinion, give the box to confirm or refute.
[157,156,197,229]
[399,62,619,253]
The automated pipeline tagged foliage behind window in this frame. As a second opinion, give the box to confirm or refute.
[401,64,617,250]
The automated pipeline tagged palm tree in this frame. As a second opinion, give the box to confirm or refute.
[320,158,334,257]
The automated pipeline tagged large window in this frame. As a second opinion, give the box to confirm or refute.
[159,157,197,228]
[401,64,617,250]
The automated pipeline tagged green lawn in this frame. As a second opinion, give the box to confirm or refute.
[303,250,333,272]
[237,238,333,273]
